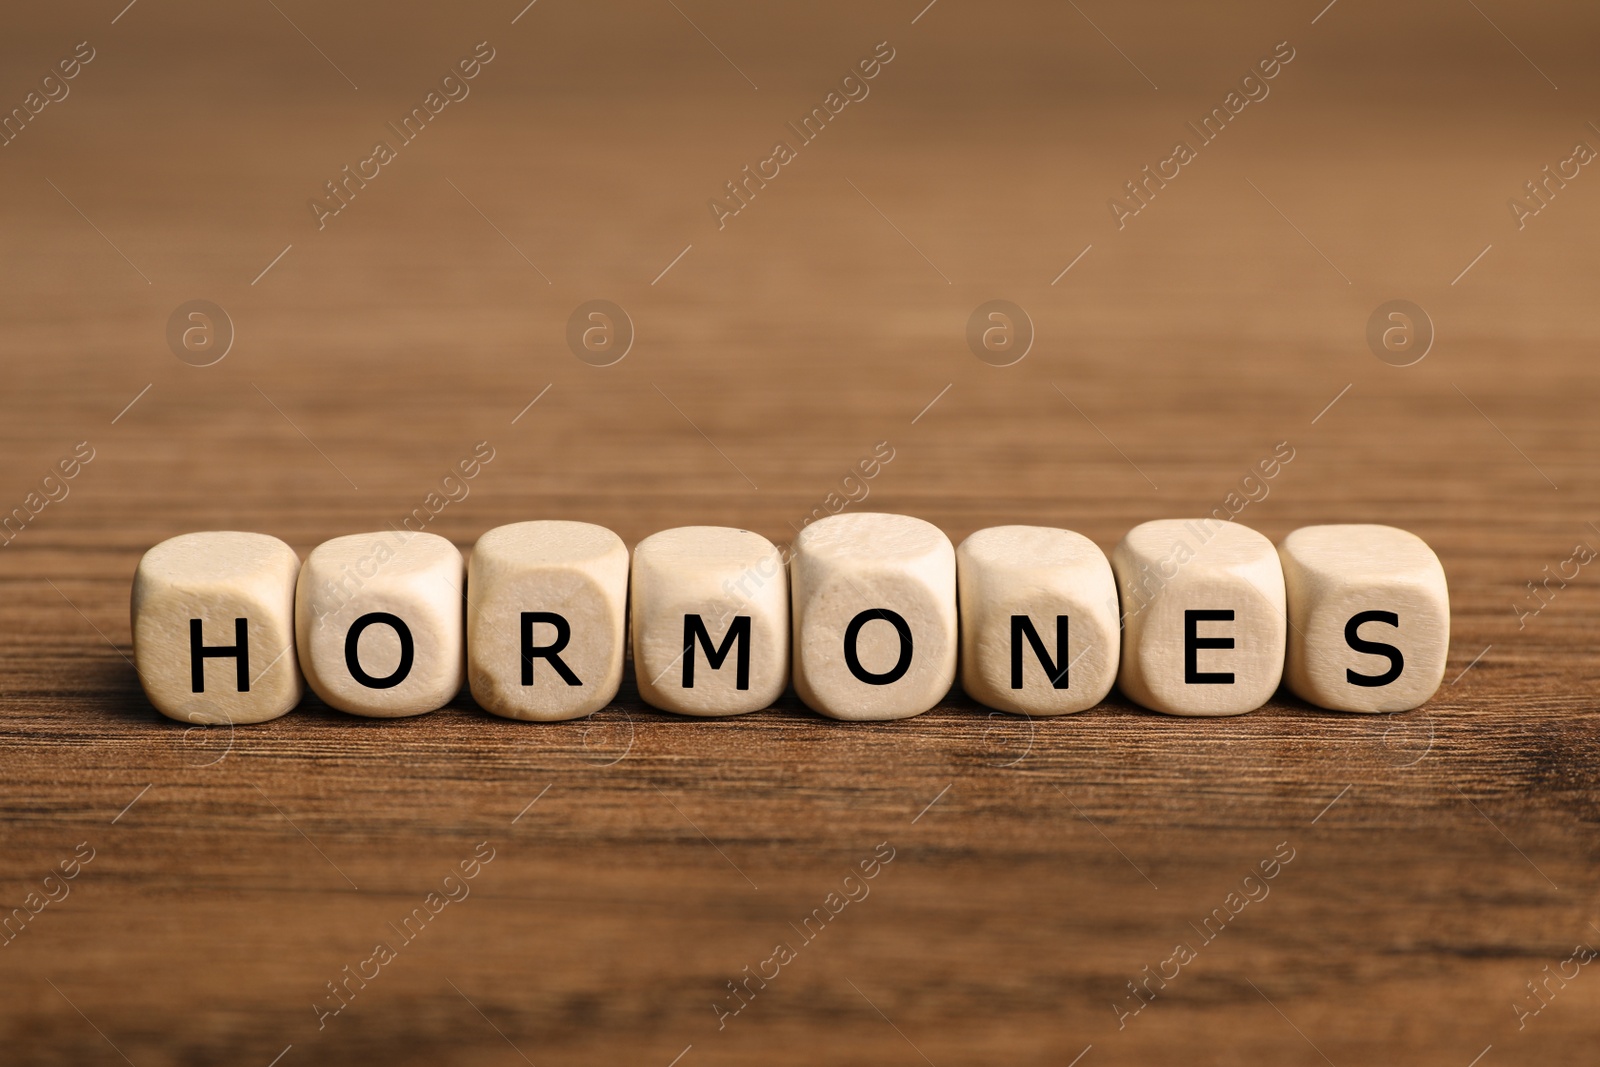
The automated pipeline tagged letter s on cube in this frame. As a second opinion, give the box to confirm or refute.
[131,531,303,724]
[466,521,628,721]
[1278,524,1448,712]
[790,513,956,720]
[296,532,464,717]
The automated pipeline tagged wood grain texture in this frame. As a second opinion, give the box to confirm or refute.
[3,1,1599,1063]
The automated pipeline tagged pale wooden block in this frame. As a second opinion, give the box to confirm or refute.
[295,531,464,717]
[957,525,1119,716]
[467,520,629,721]
[631,526,788,716]
[1112,519,1286,716]
[131,532,303,724]
[1279,524,1449,712]
[790,513,956,720]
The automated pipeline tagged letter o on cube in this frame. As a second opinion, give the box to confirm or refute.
[1278,524,1448,712]
[295,532,464,717]
[1112,519,1286,716]
[131,531,303,724]
[790,513,956,720]
[631,526,789,716]
[467,520,629,721]
[957,525,1120,715]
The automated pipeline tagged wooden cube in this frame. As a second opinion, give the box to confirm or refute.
[131,531,303,724]
[957,526,1120,716]
[467,520,629,721]
[295,531,464,717]
[790,513,956,720]
[1279,524,1449,712]
[1112,519,1286,716]
[631,526,788,716]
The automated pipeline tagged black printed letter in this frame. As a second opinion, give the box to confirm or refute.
[521,611,581,686]
[844,609,913,685]
[344,612,414,689]
[190,618,249,693]
[683,614,750,689]
[1344,610,1404,687]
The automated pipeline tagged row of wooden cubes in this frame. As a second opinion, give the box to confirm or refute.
[130,514,1449,725]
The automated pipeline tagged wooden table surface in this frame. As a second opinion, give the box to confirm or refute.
[3,1,1598,1063]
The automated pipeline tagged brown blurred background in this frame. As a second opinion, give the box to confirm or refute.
[2,1,1598,1063]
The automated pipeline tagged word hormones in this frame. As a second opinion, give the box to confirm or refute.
[129,515,1450,726]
